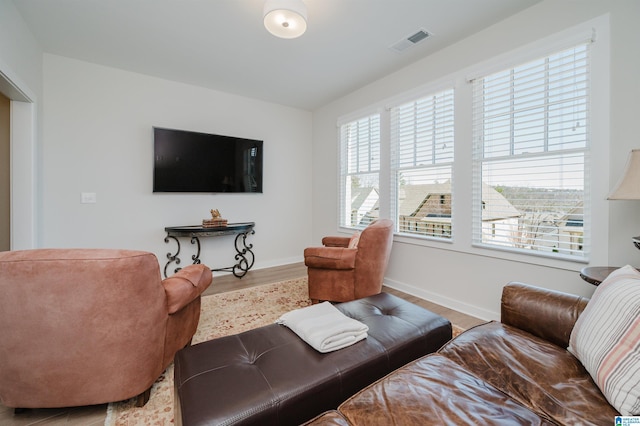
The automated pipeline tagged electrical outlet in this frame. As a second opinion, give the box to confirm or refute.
[81,192,97,204]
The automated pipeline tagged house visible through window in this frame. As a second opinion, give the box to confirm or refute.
[339,114,381,229]
[390,88,455,239]
[471,42,591,259]
[336,25,601,266]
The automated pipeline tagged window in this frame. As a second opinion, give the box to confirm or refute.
[339,114,380,229]
[471,42,591,259]
[390,89,455,239]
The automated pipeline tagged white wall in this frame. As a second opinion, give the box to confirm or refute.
[41,55,313,272]
[0,1,42,96]
[312,0,640,320]
[608,0,640,264]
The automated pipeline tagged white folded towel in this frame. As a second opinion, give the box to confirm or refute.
[276,302,369,353]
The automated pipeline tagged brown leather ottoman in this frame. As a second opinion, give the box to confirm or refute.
[173,292,451,426]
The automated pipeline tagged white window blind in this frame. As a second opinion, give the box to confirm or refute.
[390,88,455,239]
[339,114,381,229]
[472,42,590,259]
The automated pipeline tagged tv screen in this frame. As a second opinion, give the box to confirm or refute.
[153,127,263,193]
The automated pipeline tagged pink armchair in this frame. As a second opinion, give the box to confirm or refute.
[304,219,394,303]
[0,248,212,409]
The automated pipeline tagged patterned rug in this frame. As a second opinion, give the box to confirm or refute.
[104,278,464,425]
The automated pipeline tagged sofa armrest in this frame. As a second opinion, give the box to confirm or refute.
[501,282,589,348]
[321,236,350,248]
[304,247,357,270]
[162,264,213,314]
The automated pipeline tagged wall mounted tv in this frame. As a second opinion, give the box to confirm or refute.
[153,127,263,193]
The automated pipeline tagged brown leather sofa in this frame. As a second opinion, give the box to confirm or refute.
[305,219,394,303]
[0,248,212,409]
[306,282,620,425]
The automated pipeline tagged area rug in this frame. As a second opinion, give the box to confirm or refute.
[104,278,465,425]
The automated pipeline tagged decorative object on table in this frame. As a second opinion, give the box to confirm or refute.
[202,208,228,228]
[608,149,640,250]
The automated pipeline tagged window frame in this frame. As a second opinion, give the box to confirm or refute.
[389,87,456,241]
[471,41,592,262]
[337,111,382,230]
[334,18,609,270]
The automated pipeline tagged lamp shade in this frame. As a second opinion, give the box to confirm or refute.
[263,0,307,39]
[608,149,640,200]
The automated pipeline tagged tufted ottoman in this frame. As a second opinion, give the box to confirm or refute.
[173,292,451,426]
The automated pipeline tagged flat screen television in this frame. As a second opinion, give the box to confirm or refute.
[153,127,263,193]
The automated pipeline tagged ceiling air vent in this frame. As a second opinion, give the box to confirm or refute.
[390,29,431,53]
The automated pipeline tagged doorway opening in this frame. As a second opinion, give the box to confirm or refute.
[0,68,36,250]
[0,92,9,250]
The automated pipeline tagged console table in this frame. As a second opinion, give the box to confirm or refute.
[579,265,640,286]
[579,266,617,286]
[163,222,255,278]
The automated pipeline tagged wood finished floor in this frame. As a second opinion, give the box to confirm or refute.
[1,262,485,425]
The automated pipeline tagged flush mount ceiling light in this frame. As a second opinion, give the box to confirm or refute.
[263,0,307,39]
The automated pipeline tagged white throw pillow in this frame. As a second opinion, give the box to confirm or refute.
[568,265,640,415]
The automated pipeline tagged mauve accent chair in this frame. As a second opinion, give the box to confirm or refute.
[0,248,212,409]
[305,219,394,303]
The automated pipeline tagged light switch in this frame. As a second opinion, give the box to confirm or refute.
[81,192,97,204]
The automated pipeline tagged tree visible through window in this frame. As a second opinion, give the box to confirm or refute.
[472,42,590,259]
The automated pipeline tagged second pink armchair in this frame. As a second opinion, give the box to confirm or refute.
[304,219,394,303]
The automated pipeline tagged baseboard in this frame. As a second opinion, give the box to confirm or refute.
[383,277,499,322]
[213,257,305,277]
[252,257,305,270]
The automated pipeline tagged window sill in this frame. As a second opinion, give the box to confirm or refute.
[392,232,588,272]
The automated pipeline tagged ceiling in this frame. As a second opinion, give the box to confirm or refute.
[14,0,542,111]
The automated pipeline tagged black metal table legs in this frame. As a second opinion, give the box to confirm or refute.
[163,226,255,278]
